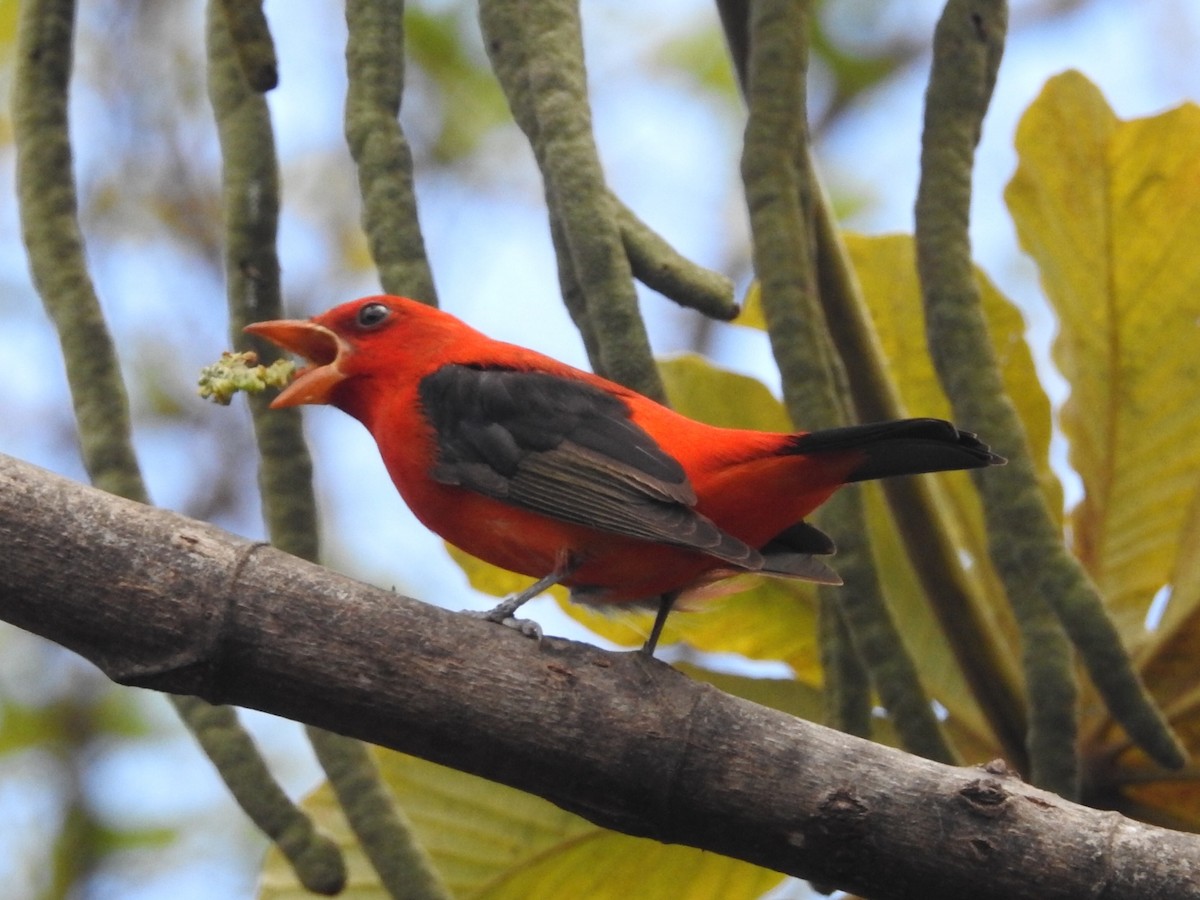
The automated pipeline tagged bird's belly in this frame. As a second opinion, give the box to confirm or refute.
[402,480,729,604]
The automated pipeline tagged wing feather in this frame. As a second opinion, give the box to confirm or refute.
[418,365,761,569]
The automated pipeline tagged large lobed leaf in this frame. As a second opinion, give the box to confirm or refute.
[1007,70,1200,823]
[1007,70,1200,645]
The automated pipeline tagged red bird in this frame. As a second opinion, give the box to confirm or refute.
[246,295,1002,653]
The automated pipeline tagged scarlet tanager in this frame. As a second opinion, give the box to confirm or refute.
[246,295,1003,654]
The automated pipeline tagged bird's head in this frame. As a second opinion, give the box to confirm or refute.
[244,295,443,408]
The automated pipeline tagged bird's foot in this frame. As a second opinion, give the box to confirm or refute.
[498,614,544,642]
[465,568,572,644]
[467,602,544,642]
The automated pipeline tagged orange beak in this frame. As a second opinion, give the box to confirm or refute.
[243,319,349,408]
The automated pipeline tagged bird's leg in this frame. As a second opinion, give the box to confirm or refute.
[641,591,679,657]
[474,554,579,642]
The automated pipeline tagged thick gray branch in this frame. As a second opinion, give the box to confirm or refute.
[1,453,1197,900]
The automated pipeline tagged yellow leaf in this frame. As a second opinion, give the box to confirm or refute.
[835,233,1058,740]
[448,527,824,681]
[1133,479,1200,712]
[1004,72,1200,827]
[1116,474,1200,787]
[841,234,1059,506]
[1007,71,1200,643]
[659,353,792,433]
[259,750,783,900]
[563,581,823,682]
[0,0,16,46]
[735,281,766,331]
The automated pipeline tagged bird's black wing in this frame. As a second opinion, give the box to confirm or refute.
[418,364,760,568]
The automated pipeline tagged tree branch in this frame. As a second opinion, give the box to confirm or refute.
[2,453,1198,900]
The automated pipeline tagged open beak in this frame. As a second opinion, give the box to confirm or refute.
[243,319,349,408]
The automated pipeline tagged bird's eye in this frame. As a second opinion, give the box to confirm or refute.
[356,302,391,329]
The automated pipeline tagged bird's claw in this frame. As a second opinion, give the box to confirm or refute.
[504,616,544,642]
[466,608,544,643]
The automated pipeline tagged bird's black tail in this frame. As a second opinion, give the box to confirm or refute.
[789,418,1004,483]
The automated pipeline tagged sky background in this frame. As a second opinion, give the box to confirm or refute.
[2,0,1200,897]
